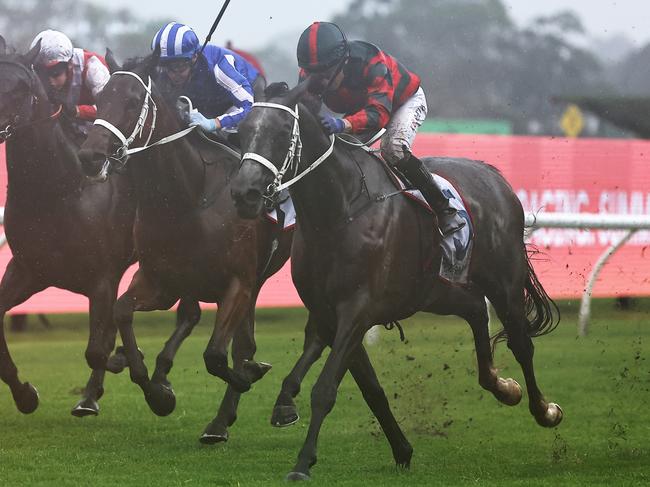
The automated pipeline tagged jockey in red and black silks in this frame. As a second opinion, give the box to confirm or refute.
[297,21,466,236]
[30,30,110,127]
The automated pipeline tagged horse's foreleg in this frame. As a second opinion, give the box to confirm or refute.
[151,299,202,387]
[203,277,256,393]
[114,271,176,417]
[287,305,368,481]
[71,278,119,417]
[271,313,327,427]
[0,259,45,414]
[200,302,259,444]
[349,344,412,467]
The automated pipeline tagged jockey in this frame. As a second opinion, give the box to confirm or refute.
[30,30,109,126]
[151,22,264,134]
[297,22,466,236]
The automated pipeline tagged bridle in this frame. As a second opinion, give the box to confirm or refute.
[0,59,62,143]
[91,70,196,180]
[242,102,334,207]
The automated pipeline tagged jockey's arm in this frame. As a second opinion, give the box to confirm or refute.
[343,62,393,134]
[213,56,255,130]
[77,56,110,121]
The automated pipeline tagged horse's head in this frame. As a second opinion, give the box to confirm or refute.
[232,80,319,219]
[0,37,51,142]
[78,50,160,181]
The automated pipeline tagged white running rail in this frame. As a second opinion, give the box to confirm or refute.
[524,212,650,336]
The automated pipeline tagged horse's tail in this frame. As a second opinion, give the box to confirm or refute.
[491,245,560,350]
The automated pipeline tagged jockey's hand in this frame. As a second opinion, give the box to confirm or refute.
[320,115,345,135]
[189,111,220,133]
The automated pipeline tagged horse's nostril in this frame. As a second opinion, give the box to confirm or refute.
[244,189,262,205]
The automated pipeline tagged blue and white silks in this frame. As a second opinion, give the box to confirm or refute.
[182,45,259,130]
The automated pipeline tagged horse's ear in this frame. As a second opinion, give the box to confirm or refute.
[105,48,121,73]
[144,45,161,76]
[21,38,41,67]
[0,35,6,56]
[285,77,312,107]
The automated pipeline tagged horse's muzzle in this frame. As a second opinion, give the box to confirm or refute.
[78,147,110,181]
[231,187,264,220]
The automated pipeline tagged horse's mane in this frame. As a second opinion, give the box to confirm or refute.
[122,55,153,73]
[265,80,323,120]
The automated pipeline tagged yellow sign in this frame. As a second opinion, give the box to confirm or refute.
[560,104,584,138]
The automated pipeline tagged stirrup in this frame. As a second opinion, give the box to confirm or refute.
[439,220,466,236]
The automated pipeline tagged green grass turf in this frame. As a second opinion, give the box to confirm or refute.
[0,299,648,486]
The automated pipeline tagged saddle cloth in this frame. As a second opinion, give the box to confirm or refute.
[399,174,474,285]
[265,192,296,230]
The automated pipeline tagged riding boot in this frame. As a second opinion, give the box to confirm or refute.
[398,153,466,236]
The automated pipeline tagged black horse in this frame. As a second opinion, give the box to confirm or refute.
[0,37,141,416]
[77,54,293,441]
[231,81,562,480]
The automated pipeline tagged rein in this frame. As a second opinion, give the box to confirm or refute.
[242,102,335,206]
[92,70,198,179]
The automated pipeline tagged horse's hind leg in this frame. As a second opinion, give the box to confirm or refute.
[271,312,326,427]
[72,278,119,417]
[457,290,522,406]
[349,344,412,468]
[150,299,202,388]
[487,270,562,427]
[0,259,45,413]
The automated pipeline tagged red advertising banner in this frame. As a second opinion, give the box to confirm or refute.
[1,133,649,313]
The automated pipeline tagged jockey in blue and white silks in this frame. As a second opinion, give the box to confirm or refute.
[152,22,265,133]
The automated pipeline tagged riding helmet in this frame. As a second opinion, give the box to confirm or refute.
[30,30,73,67]
[151,22,200,62]
[297,22,349,72]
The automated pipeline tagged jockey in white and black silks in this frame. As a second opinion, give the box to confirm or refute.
[151,22,265,135]
[30,29,110,133]
[297,21,466,236]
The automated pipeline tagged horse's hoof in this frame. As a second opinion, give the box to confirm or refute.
[494,378,522,406]
[285,471,311,482]
[106,353,128,374]
[242,360,272,384]
[71,398,99,417]
[537,402,563,428]
[144,382,176,417]
[107,346,144,374]
[199,431,229,445]
[394,444,413,468]
[14,382,39,414]
[271,404,299,427]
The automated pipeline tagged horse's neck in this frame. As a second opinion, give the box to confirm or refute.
[291,117,370,232]
[130,102,217,211]
[5,103,81,198]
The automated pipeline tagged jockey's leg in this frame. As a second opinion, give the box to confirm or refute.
[381,87,466,236]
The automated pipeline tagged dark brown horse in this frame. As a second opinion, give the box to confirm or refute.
[231,81,563,480]
[0,37,139,416]
[77,54,292,441]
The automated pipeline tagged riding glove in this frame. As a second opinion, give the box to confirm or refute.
[189,111,219,133]
[320,115,346,135]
